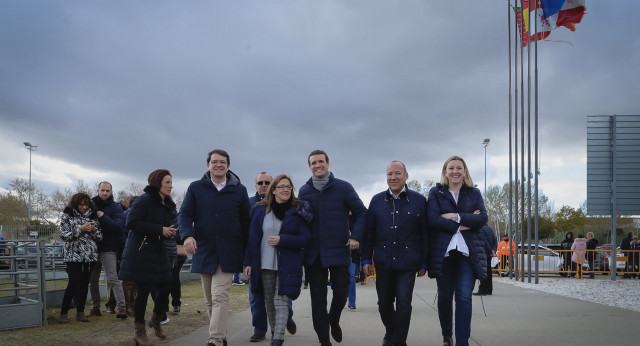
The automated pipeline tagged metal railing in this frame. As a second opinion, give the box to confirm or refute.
[493,249,640,279]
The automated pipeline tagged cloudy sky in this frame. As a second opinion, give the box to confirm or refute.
[1,1,638,211]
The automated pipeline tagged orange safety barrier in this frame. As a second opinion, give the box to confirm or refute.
[365,261,376,286]
[491,249,640,279]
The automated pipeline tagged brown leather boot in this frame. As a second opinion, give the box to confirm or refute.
[76,311,89,322]
[58,313,69,324]
[148,313,166,339]
[134,320,153,346]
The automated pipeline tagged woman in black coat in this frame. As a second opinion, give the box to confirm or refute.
[427,156,487,346]
[119,169,177,346]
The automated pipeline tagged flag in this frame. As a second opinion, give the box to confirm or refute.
[555,0,586,31]
[514,1,552,47]
[540,0,586,31]
[540,0,566,19]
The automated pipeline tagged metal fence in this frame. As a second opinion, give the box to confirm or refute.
[1,225,61,243]
[0,239,48,330]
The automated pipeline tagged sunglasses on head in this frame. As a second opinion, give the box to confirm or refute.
[256,181,271,186]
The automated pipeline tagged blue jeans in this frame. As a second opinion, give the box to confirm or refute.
[436,251,476,346]
[250,279,294,335]
[348,262,357,307]
[375,267,417,346]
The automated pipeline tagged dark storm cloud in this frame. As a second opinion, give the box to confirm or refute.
[1,1,639,207]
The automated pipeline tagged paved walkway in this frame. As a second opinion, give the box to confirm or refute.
[170,276,639,346]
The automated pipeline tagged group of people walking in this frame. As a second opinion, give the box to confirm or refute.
[59,148,490,346]
[58,175,186,346]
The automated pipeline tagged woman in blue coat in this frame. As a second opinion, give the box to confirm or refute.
[244,174,311,346]
[427,156,487,346]
[119,169,177,346]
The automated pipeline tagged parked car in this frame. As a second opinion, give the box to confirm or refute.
[16,245,39,269]
[598,244,626,272]
[44,245,65,269]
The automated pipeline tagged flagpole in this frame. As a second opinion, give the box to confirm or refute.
[507,0,514,281]
[519,0,526,283]
[526,0,534,283]
[533,0,540,284]
[513,0,521,280]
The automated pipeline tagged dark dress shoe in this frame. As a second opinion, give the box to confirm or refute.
[250,333,266,342]
[443,336,454,346]
[286,320,297,335]
[473,291,487,296]
[382,337,393,346]
[330,323,342,342]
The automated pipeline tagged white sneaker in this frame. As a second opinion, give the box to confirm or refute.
[161,316,170,325]
[232,281,246,286]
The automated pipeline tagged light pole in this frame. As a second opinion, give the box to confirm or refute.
[482,138,490,196]
[23,142,38,224]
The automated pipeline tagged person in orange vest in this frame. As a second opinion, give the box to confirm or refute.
[496,234,515,271]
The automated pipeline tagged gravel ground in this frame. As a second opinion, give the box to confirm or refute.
[496,276,640,312]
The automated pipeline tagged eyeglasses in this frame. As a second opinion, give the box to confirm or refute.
[275,185,293,190]
[209,160,227,165]
[256,181,271,186]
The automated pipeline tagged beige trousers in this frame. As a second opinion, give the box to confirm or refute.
[200,267,233,346]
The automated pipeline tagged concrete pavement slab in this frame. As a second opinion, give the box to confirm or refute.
[170,276,639,346]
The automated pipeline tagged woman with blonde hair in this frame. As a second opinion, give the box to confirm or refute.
[426,156,487,346]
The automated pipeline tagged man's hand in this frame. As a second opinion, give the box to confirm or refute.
[363,264,372,277]
[184,236,197,255]
[97,211,104,218]
[347,239,359,250]
[244,266,252,279]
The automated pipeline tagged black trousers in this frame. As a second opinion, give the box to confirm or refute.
[134,281,171,323]
[306,257,349,343]
[171,256,187,307]
[477,253,493,294]
[61,262,95,314]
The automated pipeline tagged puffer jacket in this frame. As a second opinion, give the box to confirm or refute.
[298,172,367,268]
[244,200,312,300]
[362,188,428,271]
[426,183,488,280]
[60,207,103,263]
[571,237,587,264]
[178,170,251,274]
[119,186,176,283]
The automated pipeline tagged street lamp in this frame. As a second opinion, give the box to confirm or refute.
[23,142,38,224]
[482,138,490,196]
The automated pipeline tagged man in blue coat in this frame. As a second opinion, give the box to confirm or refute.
[298,150,367,346]
[362,161,428,346]
[88,181,128,319]
[179,149,251,346]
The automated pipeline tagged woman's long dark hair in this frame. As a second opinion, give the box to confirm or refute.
[258,174,299,213]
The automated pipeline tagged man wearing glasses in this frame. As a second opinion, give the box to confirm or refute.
[299,150,367,346]
[179,149,251,346]
[246,172,298,342]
